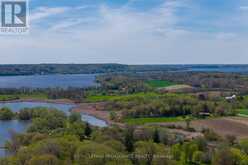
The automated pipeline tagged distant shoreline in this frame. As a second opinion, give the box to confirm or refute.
[0,99,76,105]
[0,64,247,76]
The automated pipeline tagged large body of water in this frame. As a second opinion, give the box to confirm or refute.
[0,66,247,89]
[1,65,248,89]
[0,101,107,157]
[0,74,97,89]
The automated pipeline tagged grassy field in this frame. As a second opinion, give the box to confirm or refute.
[125,116,185,125]
[0,95,19,101]
[237,109,248,117]
[86,95,118,102]
[146,80,175,88]
[18,94,48,99]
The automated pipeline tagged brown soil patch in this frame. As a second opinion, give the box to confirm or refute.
[71,102,109,120]
[159,85,194,93]
[191,117,248,139]
[71,102,124,127]
[148,117,248,139]
[168,129,204,140]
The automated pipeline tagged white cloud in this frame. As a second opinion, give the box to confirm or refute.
[0,0,247,64]
[49,19,83,31]
[239,6,248,11]
[30,7,69,21]
[215,33,237,40]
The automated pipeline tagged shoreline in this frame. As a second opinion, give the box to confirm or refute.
[71,103,125,127]
[0,98,76,105]
[0,99,113,126]
[71,102,111,125]
[0,99,128,127]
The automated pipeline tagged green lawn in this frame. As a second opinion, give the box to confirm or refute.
[146,80,175,88]
[125,117,185,125]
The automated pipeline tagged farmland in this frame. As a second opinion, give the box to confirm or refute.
[146,80,176,88]
[238,109,248,117]
[125,116,185,125]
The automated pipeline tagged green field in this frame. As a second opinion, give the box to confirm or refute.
[237,109,248,117]
[18,94,48,99]
[125,116,184,125]
[0,95,19,101]
[146,80,175,88]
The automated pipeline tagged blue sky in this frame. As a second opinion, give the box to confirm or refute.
[0,0,248,64]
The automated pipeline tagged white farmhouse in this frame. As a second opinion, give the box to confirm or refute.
[225,95,236,100]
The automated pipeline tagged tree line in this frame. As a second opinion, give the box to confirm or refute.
[105,93,245,121]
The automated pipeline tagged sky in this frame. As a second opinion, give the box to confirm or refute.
[0,0,248,64]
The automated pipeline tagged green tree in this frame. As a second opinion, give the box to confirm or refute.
[192,151,205,164]
[171,144,182,161]
[180,142,198,164]
[69,112,81,123]
[124,127,134,152]
[28,154,60,165]
[239,139,248,154]
[0,157,17,165]
[84,123,92,137]
[230,148,248,165]
[134,141,168,165]
[153,129,160,143]
[18,109,32,120]
[185,116,192,130]
[0,107,14,120]
[103,140,125,152]
[212,148,236,165]
[27,109,67,133]
[68,122,85,140]
[75,141,132,165]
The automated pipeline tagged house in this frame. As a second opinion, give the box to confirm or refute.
[199,112,211,117]
[225,95,236,100]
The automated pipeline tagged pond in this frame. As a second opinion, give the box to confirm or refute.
[0,101,108,157]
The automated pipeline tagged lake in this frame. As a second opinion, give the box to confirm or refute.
[0,74,98,89]
[0,101,108,157]
[0,67,247,89]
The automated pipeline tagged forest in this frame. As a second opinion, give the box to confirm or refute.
[0,107,248,165]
